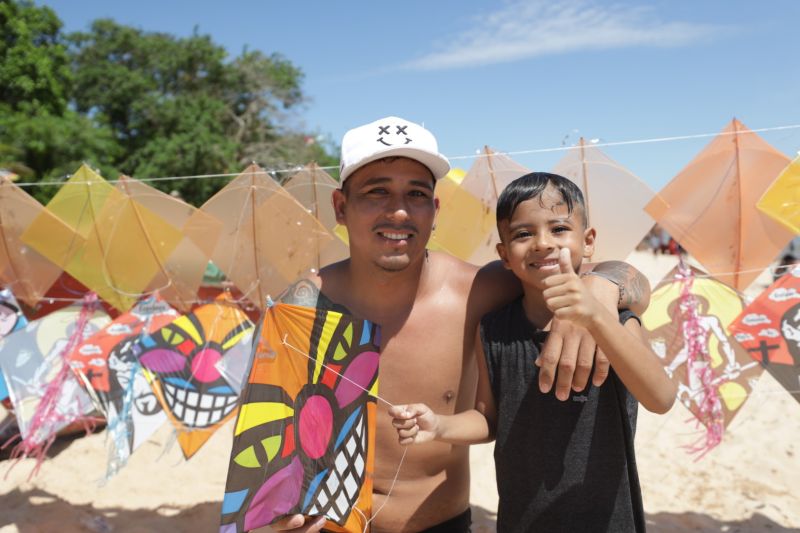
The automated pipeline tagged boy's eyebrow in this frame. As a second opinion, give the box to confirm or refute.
[507,216,574,231]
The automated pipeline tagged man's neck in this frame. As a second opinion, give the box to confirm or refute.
[343,252,431,325]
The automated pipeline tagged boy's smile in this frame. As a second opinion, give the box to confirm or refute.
[497,185,595,290]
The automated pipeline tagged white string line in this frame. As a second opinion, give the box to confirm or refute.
[10,122,800,188]
[280,335,396,409]
[353,446,409,533]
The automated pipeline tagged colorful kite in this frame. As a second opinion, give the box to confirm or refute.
[433,147,529,265]
[115,175,224,312]
[729,265,800,405]
[0,288,28,402]
[220,301,380,533]
[641,263,763,456]
[757,154,800,235]
[135,294,253,459]
[0,295,110,468]
[283,164,349,270]
[68,294,179,476]
[21,165,185,312]
[201,164,334,311]
[645,119,795,291]
[552,138,656,262]
[427,168,470,255]
[0,177,66,307]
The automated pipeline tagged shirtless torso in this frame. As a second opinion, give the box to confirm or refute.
[279,250,515,532]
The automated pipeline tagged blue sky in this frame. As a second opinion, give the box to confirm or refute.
[38,0,800,190]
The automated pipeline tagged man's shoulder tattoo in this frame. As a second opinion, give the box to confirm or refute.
[279,279,322,307]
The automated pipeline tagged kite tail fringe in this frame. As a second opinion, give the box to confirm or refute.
[104,362,140,481]
[9,293,100,477]
[676,262,726,460]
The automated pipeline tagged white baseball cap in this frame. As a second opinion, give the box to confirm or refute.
[339,116,451,183]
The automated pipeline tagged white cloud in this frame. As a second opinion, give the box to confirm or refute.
[79,344,103,356]
[401,1,725,71]
[758,328,780,338]
[742,313,771,326]
[734,332,754,342]
[769,287,800,302]
[108,323,134,336]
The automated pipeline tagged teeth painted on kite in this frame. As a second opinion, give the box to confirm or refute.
[187,391,199,407]
[176,388,187,402]
[196,410,210,426]
[174,402,185,419]
[184,406,196,426]
[214,395,227,408]
[200,394,213,409]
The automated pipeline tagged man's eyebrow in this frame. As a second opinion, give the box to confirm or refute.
[360,176,434,190]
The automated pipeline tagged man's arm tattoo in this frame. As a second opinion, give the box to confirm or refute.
[591,261,651,314]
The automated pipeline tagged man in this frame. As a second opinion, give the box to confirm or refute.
[263,116,650,532]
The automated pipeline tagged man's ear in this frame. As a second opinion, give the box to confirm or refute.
[332,188,346,224]
[583,226,596,259]
[432,196,440,230]
[496,242,511,269]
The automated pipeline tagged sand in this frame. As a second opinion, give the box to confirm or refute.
[1,251,799,532]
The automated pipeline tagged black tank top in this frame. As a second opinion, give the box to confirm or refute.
[481,298,646,533]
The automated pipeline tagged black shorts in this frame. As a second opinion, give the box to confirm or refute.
[322,508,471,533]
[418,508,471,533]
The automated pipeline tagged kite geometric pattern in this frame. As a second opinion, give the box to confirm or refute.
[220,302,380,533]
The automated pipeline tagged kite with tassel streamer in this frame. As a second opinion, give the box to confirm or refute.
[641,262,763,458]
[0,293,110,474]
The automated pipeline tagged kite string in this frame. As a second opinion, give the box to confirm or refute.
[353,446,409,533]
[280,335,396,409]
[279,334,413,531]
[10,122,800,187]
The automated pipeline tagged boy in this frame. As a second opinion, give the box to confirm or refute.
[390,172,676,532]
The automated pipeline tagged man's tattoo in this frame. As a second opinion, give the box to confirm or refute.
[279,279,321,307]
[591,261,650,311]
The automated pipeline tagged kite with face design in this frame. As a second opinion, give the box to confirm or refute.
[730,266,800,405]
[67,295,178,475]
[135,294,253,459]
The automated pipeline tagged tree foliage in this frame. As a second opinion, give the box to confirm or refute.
[0,1,337,205]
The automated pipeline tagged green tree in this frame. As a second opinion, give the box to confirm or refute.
[0,2,337,205]
[0,1,119,201]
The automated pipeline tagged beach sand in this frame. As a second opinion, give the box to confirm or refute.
[1,251,799,532]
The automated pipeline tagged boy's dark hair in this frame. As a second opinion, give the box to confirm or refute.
[496,172,587,230]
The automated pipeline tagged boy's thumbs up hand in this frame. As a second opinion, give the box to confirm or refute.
[543,248,595,328]
[558,247,573,275]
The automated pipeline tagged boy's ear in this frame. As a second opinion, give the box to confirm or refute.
[332,188,346,225]
[583,226,596,259]
[496,242,511,269]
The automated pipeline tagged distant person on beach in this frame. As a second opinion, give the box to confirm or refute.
[390,172,674,532]
[260,119,651,533]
